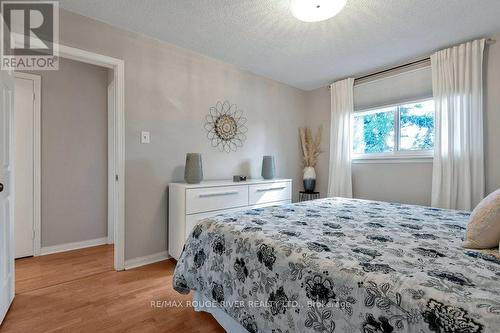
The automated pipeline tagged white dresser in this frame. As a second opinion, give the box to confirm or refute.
[168,179,292,259]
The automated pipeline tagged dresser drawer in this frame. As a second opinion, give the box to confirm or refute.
[185,212,217,240]
[249,181,291,205]
[186,185,248,214]
[185,206,248,239]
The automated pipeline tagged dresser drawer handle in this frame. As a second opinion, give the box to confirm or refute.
[199,191,239,198]
[256,186,286,192]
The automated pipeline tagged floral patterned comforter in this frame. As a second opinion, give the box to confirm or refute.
[173,198,500,333]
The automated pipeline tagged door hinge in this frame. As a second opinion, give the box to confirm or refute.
[32,230,36,240]
[33,93,35,101]
[115,174,119,181]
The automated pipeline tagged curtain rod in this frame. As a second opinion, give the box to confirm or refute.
[354,58,430,82]
[328,38,496,89]
[327,58,430,89]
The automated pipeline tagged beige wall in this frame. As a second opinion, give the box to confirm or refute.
[57,10,307,260]
[305,88,331,197]
[33,58,109,247]
[352,163,433,205]
[307,34,500,206]
[484,34,500,195]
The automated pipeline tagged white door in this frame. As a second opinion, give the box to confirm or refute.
[14,76,35,258]
[0,69,15,324]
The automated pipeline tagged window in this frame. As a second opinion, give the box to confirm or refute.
[351,99,434,159]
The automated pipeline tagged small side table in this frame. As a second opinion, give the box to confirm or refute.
[299,191,320,202]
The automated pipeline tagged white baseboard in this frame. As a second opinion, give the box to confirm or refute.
[124,251,170,270]
[40,237,108,256]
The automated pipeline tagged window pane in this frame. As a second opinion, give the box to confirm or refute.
[399,100,434,151]
[352,107,395,154]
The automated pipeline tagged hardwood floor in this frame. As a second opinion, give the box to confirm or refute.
[0,245,225,333]
[14,245,115,294]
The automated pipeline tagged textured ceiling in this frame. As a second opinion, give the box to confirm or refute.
[58,0,500,90]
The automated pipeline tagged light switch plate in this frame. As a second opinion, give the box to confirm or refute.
[141,131,150,144]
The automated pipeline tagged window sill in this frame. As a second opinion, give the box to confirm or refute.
[352,155,433,164]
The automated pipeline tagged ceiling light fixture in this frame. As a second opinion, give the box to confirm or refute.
[290,0,347,22]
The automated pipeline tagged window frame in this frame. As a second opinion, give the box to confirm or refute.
[351,98,435,162]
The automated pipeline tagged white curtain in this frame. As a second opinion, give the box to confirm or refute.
[327,78,354,198]
[431,39,485,210]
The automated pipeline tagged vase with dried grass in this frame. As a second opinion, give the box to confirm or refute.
[299,126,322,193]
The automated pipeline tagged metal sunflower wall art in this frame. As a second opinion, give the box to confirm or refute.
[205,101,248,153]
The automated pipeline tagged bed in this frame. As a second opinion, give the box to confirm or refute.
[173,197,500,333]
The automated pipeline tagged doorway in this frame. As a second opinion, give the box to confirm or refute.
[13,45,125,271]
[13,58,120,302]
[14,59,112,262]
[0,45,124,324]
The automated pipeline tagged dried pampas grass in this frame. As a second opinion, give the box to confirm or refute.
[299,126,322,167]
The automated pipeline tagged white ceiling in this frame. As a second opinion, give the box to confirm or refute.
[58,0,500,90]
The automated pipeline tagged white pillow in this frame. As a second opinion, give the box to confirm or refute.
[463,189,500,249]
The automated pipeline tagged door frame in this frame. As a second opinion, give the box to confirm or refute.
[13,72,41,257]
[58,45,125,271]
[107,82,115,245]
[14,46,125,270]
